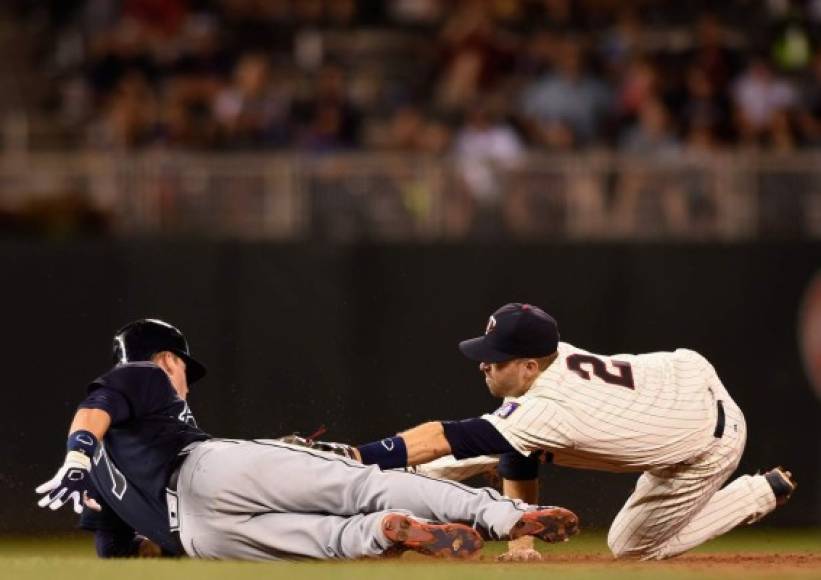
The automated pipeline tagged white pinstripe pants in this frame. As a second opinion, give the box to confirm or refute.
[607,379,777,560]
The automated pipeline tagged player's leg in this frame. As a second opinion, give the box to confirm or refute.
[179,438,574,542]
[608,398,775,559]
[648,473,777,559]
[178,502,483,560]
[633,399,780,559]
[178,509,416,560]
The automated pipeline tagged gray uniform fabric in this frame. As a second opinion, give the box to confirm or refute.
[175,438,531,560]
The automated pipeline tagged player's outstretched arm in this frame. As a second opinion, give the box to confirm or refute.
[35,408,112,514]
[356,418,517,469]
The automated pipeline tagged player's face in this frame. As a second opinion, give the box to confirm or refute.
[156,351,189,400]
[480,360,529,397]
[168,354,189,400]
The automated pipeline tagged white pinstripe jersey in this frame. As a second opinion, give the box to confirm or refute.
[482,342,720,472]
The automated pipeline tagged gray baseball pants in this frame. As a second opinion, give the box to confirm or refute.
[174,438,530,560]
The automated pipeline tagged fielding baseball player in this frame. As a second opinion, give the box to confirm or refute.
[35,318,579,561]
[343,303,796,560]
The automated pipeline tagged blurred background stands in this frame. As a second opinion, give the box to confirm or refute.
[0,0,819,240]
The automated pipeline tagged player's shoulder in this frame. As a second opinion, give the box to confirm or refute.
[89,362,171,393]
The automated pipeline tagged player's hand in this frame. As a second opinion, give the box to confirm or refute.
[496,547,543,562]
[496,535,542,562]
[83,490,102,512]
[136,536,163,558]
[35,451,92,514]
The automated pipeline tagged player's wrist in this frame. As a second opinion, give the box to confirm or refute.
[67,429,98,458]
[64,450,92,470]
[357,436,408,469]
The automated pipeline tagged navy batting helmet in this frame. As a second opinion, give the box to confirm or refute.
[112,318,207,384]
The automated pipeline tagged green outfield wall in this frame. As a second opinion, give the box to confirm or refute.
[2,241,819,533]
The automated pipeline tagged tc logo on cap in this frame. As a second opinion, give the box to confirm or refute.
[485,315,497,335]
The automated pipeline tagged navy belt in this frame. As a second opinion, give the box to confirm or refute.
[167,462,182,492]
[166,456,187,555]
[713,400,725,438]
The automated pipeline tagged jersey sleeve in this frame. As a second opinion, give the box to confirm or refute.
[88,364,176,420]
[481,395,568,456]
[79,490,134,534]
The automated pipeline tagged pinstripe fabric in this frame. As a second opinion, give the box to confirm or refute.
[607,382,775,560]
[475,343,779,559]
[483,343,717,472]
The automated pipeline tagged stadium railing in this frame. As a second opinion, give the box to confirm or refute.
[0,151,818,240]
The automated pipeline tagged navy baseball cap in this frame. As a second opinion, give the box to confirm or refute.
[459,303,559,363]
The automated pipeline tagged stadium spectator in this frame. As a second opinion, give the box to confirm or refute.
[450,101,524,236]
[87,71,157,149]
[519,37,612,148]
[212,53,291,149]
[292,64,362,152]
[434,0,514,112]
[732,57,798,146]
[797,49,821,147]
[619,98,679,155]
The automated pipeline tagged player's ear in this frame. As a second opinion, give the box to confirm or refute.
[525,358,541,376]
[151,351,172,372]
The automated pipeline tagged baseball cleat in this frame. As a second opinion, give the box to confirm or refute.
[381,513,483,559]
[509,507,580,543]
[764,466,796,507]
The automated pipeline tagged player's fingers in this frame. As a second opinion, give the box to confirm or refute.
[35,479,58,495]
[47,488,68,510]
[37,493,54,508]
[496,548,542,562]
[83,491,102,512]
[37,486,64,507]
[68,491,83,514]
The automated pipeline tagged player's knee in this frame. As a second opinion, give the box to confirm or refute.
[606,527,627,558]
[607,528,654,560]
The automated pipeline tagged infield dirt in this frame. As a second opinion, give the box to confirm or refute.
[2,528,819,580]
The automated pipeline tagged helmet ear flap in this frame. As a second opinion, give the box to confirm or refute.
[113,333,128,364]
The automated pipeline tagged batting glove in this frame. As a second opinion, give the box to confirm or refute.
[36,450,93,514]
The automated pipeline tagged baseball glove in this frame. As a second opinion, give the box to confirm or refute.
[278,427,358,460]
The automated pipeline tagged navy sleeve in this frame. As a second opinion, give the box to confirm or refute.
[78,387,131,425]
[498,451,540,480]
[81,486,141,558]
[441,418,517,459]
[79,488,133,533]
[89,364,175,419]
[94,529,142,558]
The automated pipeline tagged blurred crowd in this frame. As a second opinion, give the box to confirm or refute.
[16,0,821,154]
[2,0,821,240]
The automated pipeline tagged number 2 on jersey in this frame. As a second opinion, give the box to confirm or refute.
[566,354,635,390]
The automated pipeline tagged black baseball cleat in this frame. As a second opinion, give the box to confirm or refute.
[381,513,483,559]
[509,507,580,543]
[764,467,796,507]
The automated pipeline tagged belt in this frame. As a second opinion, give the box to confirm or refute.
[168,462,182,492]
[713,400,725,438]
[166,457,186,555]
